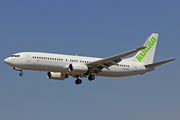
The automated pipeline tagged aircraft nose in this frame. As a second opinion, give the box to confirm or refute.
[4,57,12,65]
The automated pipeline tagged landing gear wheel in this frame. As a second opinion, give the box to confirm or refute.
[75,79,82,85]
[19,72,23,76]
[88,75,95,81]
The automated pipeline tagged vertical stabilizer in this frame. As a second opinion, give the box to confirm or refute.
[128,33,159,64]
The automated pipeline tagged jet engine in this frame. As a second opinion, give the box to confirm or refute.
[68,64,88,74]
[47,72,67,80]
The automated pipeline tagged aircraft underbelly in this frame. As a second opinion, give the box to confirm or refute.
[23,61,68,72]
[98,65,150,77]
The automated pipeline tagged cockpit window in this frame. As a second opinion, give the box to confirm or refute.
[11,55,20,57]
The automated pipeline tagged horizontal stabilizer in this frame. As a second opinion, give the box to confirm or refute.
[145,59,176,68]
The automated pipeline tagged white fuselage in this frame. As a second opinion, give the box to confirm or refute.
[4,52,154,77]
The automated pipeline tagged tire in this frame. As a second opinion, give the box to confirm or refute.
[19,73,23,76]
[88,75,95,81]
[75,79,82,85]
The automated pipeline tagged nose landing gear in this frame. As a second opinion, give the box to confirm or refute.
[19,72,24,76]
[13,67,24,76]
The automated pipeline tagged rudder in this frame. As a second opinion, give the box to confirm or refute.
[131,33,159,64]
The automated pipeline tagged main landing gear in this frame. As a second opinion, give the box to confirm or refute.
[88,75,95,81]
[75,75,95,85]
[75,78,82,85]
[13,67,24,76]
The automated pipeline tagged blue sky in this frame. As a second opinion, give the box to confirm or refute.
[0,0,179,120]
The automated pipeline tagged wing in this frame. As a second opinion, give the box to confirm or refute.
[87,38,149,74]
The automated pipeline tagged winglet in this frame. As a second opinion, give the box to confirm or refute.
[142,36,150,48]
[136,36,150,51]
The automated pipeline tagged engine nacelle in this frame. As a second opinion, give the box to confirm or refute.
[47,72,67,80]
[68,64,88,75]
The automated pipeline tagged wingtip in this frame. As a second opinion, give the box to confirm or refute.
[142,37,149,48]
[136,46,146,51]
[171,58,176,61]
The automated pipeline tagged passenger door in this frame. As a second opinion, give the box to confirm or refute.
[26,53,31,62]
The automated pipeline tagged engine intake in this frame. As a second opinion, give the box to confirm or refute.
[68,64,88,75]
[47,72,67,80]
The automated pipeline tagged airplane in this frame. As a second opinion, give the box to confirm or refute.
[4,33,176,85]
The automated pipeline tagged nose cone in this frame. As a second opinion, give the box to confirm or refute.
[4,57,12,65]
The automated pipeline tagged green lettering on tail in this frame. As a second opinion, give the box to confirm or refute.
[136,55,143,62]
[136,37,157,62]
